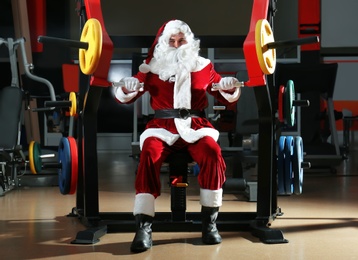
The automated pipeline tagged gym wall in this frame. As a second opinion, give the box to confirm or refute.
[321,0,358,131]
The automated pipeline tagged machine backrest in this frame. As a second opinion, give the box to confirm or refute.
[0,86,23,149]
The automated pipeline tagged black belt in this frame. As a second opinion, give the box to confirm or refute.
[154,108,205,119]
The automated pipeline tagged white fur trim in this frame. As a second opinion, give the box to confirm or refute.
[139,128,180,150]
[218,87,241,103]
[139,62,151,73]
[113,86,138,103]
[139,125,218,149]
[193,57,210,72]
[200,188,223,207]
[173,68,191,108]
[133,193,155,217]
[174,118,219,143]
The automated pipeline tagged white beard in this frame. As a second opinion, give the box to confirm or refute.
[150,43,200,81]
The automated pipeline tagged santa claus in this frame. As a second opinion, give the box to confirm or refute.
[113,19,241,253]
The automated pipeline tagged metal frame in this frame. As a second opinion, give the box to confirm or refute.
[71,0,287,245]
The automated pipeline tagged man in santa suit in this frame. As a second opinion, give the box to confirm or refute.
[113,19,242,252]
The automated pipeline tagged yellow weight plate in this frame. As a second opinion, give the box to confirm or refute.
[29,141,36,174]
[69,92,77,116]
[255,19,276,75]
[79,18,103,75]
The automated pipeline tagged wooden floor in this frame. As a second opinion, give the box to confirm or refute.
[1,148,358,260]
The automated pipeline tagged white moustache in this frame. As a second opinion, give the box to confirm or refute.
[151,45,199,81]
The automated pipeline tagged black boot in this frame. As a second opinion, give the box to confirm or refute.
[201,206,222,244]
[130,214,153,253]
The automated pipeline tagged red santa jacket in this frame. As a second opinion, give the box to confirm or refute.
[114,57,240,149]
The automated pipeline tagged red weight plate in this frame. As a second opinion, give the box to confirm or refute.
[285,80,295,127]
[278,85,284,122]
[67,137,78,195]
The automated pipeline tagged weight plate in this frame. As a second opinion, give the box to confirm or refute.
[285,80,296,127]
[67,137,78,195]
[79,18,103,75]
[284,136,294,195]
[33,142,42,174]
[58,137,71,195]
[255,19,276,75]
[28,141,36,174]
[29,141,42,174]
[69,92,77,117]
[277,136,286,195]
[192,163,200,177]
[278,85,285,123]
[293,136,304,195]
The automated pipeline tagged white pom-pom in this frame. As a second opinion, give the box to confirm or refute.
[139,63,151,73]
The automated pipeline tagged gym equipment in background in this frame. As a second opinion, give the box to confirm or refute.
[28,137,78,195]
[277,135,310,195]
[275,62,343,172]
[0,35,80,195]
[0,37,56,195]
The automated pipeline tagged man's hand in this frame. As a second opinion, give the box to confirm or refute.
[211,77,244,91]
[218,77,240,91]
[113,77,143,92]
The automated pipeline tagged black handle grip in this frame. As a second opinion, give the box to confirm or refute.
[293,100,310,107]
[45,101,72,108]
[32,107,55,112]
[38,36,88,50]
[267,36,319,49]
[301,162,311,169]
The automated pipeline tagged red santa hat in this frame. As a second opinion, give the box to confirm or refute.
[139,19,191,73]
[138,20,168,73]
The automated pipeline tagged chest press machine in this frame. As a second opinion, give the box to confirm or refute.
[0,36,61,195]
[37,0,318,244]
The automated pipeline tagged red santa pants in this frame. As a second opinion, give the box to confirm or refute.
[135,136,226,198]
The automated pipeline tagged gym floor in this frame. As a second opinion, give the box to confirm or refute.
[1,149,358,260]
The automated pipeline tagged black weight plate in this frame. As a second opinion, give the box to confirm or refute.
[58,137,71,195]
